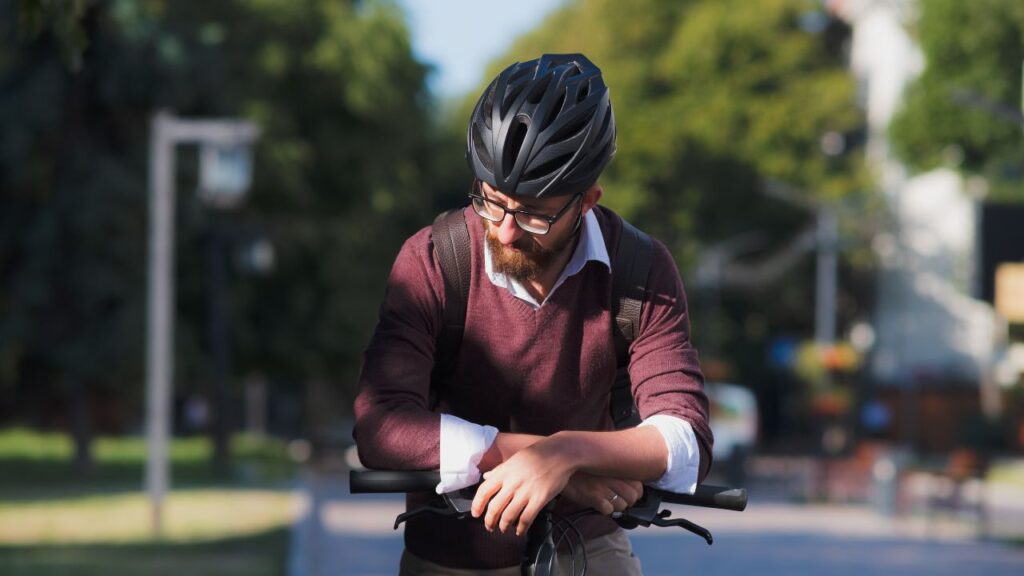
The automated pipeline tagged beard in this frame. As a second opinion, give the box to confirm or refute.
[485,220,578,282]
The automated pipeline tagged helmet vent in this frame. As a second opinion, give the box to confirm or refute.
[502,117,529,176]
[482,85,495,129]
[593,106,612,142]
[540,91,566,131]
[472,124,493,171]
[524,153,573,182]
[549,113,589,144]
[567,148,606,184]
[509,65,532,85]
[527,74,552,104]
[501,81,528,117]
[577,80,590,103]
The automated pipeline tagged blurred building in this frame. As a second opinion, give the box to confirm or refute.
[834,0,1024,447]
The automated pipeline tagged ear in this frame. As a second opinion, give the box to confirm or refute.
[581,184,603,214]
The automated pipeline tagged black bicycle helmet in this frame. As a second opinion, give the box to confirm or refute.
[466,53,616,199]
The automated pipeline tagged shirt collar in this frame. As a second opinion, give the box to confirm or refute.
[484,209,610,308]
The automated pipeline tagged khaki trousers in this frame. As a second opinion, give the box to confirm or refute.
[398,529,643,576]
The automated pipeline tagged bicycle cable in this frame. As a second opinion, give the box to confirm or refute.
[548,510,589,576]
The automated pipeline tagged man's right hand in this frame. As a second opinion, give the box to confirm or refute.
[562,472,643,515]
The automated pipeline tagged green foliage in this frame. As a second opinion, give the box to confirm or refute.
[2,0,872,440]
[453,0,867,270]
[0,0,434,432]
[890,0,1024,201]
[429,0,871,392]
[15,0,89,70]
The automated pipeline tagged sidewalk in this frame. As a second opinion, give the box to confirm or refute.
[289,469,405,576]
[290,468,1024,576]
[745,454,1024,541]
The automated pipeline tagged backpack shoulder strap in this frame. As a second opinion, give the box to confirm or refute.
[430,208,472,406]
[609,212,654,429]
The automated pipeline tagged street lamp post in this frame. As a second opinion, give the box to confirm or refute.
[146,111,258,536]
[815,208,839,347]
[762,179,842,348]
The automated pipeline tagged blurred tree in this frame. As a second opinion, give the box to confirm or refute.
[14,0,89,70]
[488,0,868,263]
[440,0,870,392]
[187,0,435,445]
[1,0,148,474]
[889,0,1024,201]
[0,0,433,472]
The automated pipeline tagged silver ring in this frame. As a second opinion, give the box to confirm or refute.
[608,493,620,503]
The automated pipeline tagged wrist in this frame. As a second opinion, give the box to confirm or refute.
[479,432,542,471]
[547,430,585,474]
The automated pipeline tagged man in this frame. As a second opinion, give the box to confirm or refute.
[354,53,712,575]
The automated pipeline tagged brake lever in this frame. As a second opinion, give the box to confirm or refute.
[393,486,477,529]
[612,488,664,528]
[613,489,714,545]
[650,510,714,545]
[442,486,476,515]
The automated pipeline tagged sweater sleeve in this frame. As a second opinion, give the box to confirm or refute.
[628,238,714,481]
[353,227,445,470]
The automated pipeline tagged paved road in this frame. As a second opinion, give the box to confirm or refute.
[291,471,1024,576]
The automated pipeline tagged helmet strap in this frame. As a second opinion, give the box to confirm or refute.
[570,195,585,235]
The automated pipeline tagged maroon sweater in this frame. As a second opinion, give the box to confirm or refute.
[353,206,711,569]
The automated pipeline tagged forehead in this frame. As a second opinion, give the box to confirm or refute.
[480,181,559,209]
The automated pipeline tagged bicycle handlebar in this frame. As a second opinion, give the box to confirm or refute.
[662,485,748,512]
[350,470,442,494]
[349,470,747,512]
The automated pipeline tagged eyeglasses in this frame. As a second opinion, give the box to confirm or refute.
[469,186,581,235]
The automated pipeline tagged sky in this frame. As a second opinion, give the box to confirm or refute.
[396,0,567,100]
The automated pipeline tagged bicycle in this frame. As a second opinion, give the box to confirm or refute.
[350,469,747,576]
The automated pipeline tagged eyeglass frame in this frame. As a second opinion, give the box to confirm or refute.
[468,182,582,236]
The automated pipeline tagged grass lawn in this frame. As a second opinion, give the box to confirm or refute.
[0,527,290,576]
[0,428,300,576]
[0,428,296,497]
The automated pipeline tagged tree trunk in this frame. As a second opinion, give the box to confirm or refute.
[68,373,94,477]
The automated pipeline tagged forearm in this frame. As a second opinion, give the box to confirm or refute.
[478,432,543,472]
[479,426,669,482]
[546,427,668,482]
[454,419,695,495]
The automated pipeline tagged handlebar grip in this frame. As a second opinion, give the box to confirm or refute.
[349,470,441,493]
[661,485,747,512]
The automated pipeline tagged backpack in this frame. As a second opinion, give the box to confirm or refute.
[429,206,653,429]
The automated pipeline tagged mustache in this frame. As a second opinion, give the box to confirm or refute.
[509,235,541,253]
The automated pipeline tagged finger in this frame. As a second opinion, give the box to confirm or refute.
[573,484,612,514]
[609,480,642,507]
[603,479,640,507]
[472,476,503,518]
[516,498,547,537]
[498,493,529,534]
[628,480,644,500]
[606,491,628,513]
[570,476,613,513]
[484,486,516,532]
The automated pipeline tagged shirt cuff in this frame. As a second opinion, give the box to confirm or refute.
[639,414,701,494]
[438,414,499,494]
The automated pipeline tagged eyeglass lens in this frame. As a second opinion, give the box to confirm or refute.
[471,196,551,234]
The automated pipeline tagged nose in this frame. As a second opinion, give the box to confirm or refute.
[495,213,525,246]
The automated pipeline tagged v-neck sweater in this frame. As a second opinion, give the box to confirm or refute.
[354,205,711,569]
